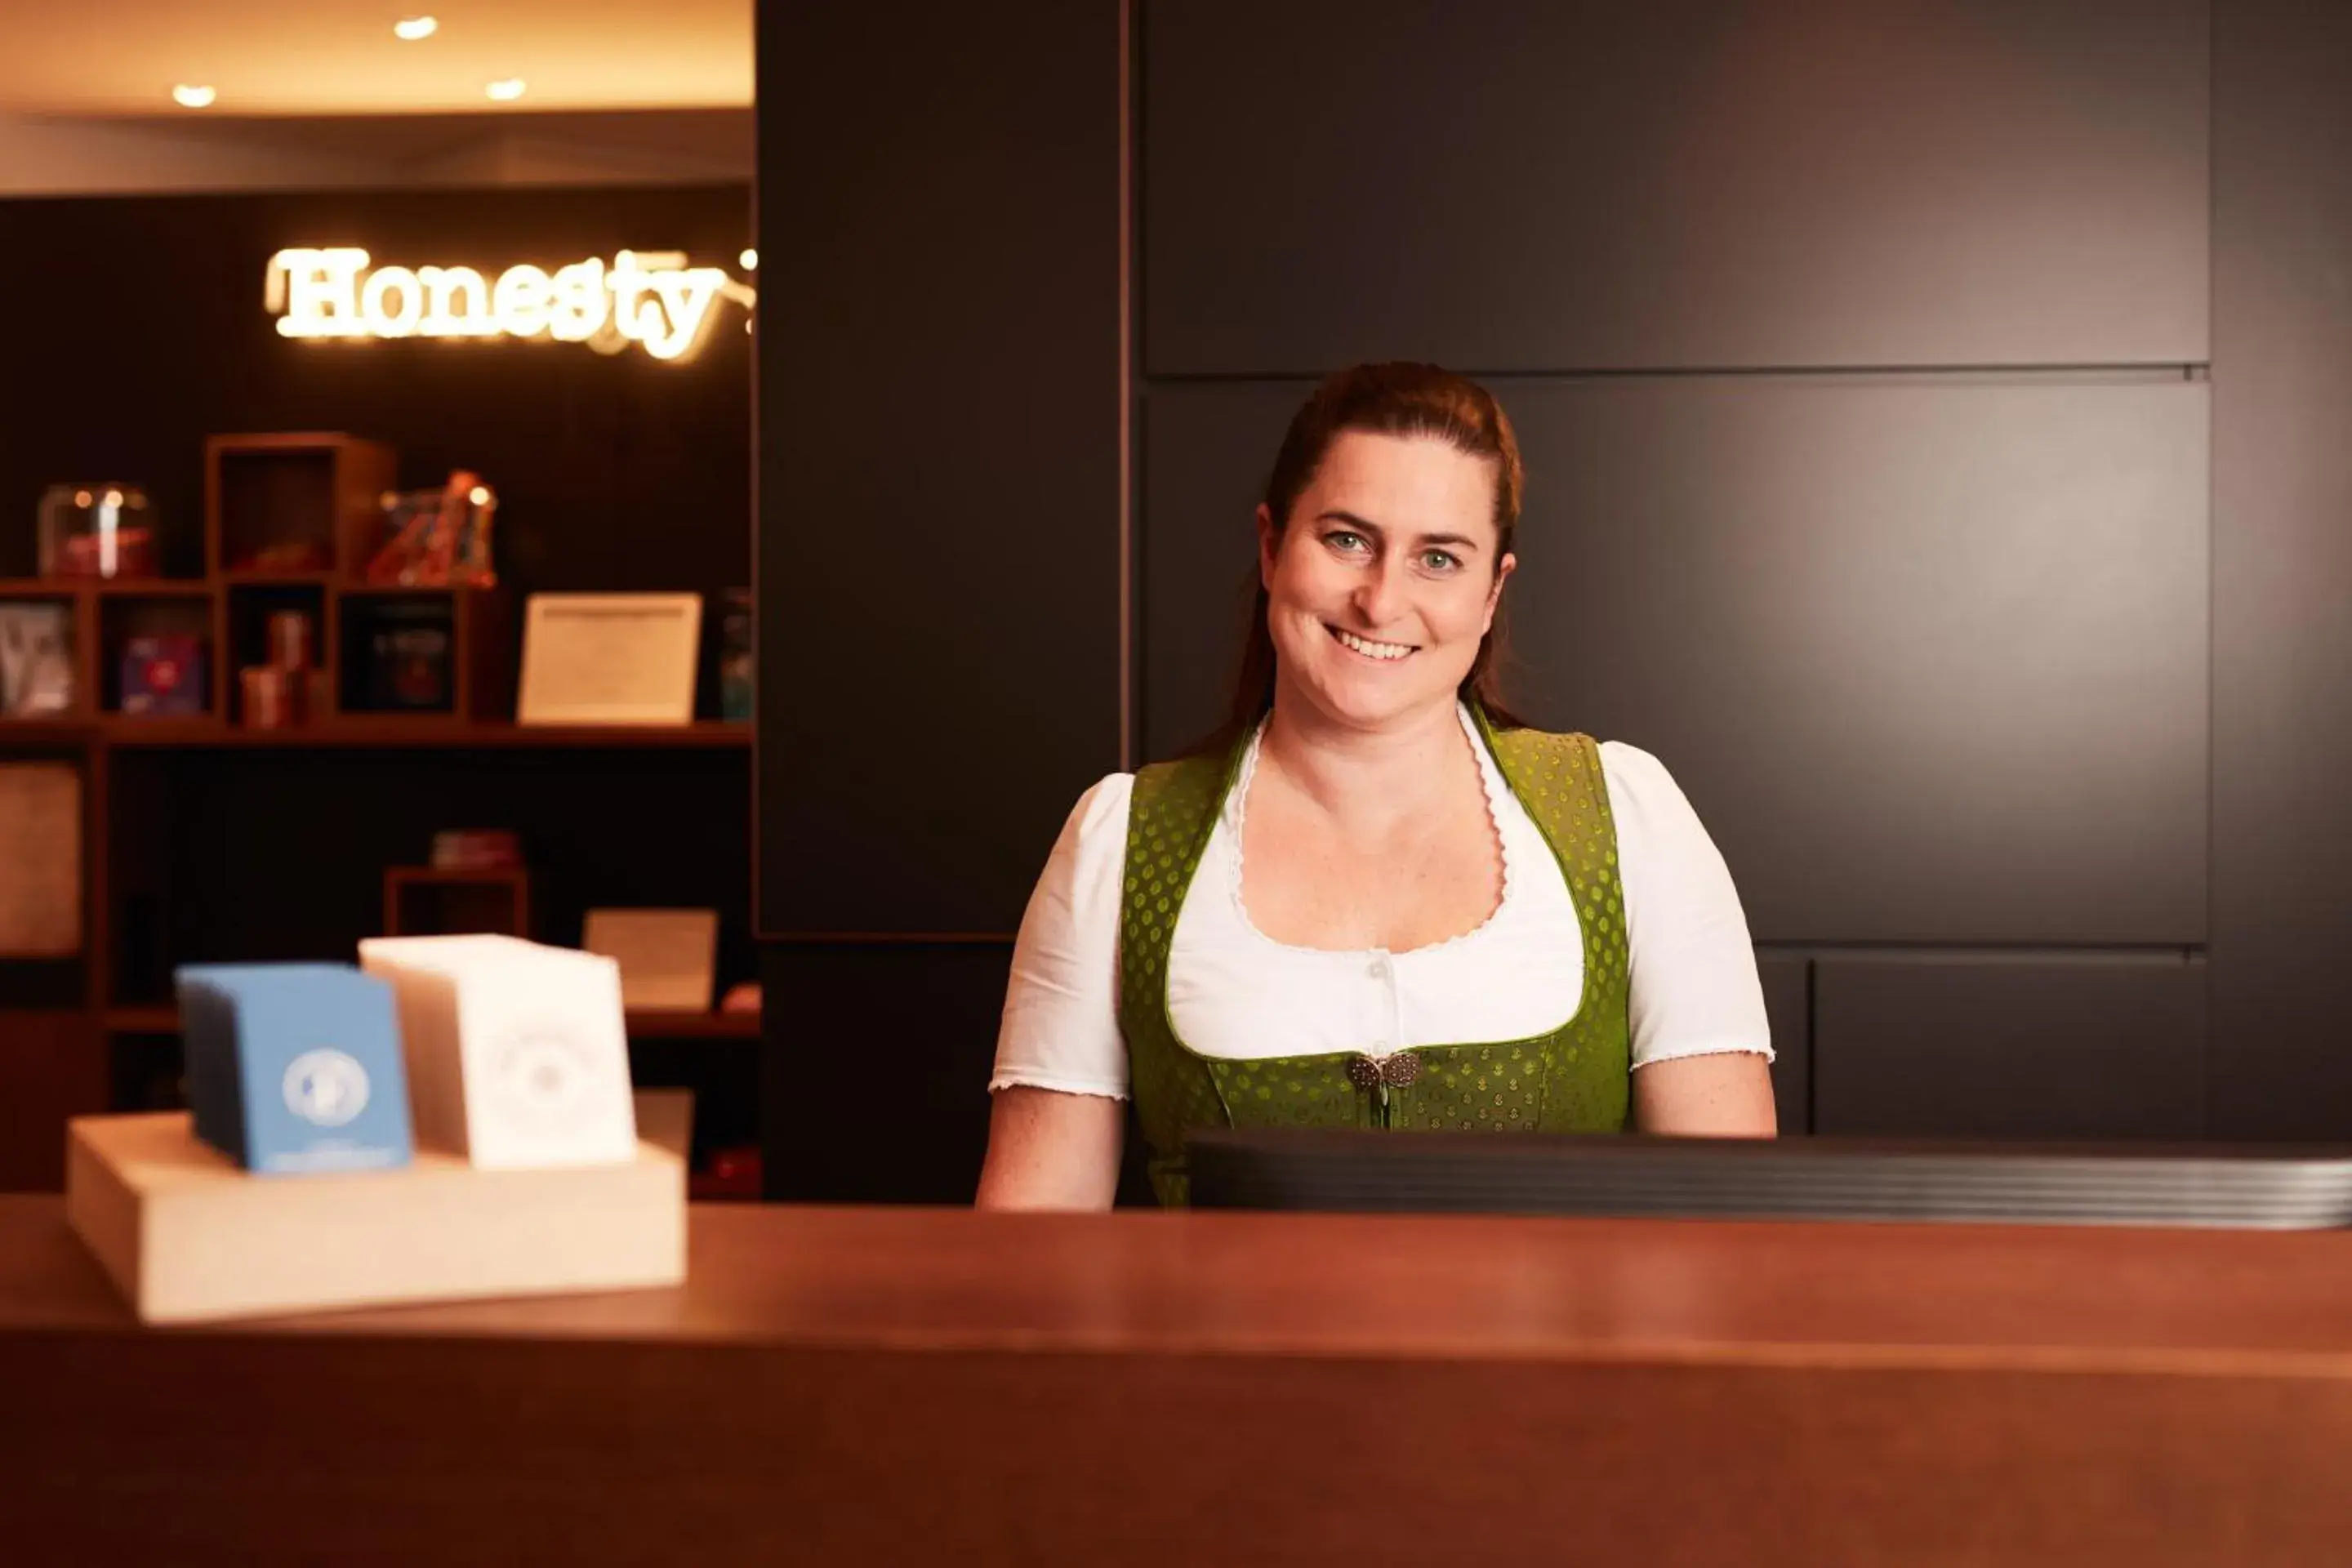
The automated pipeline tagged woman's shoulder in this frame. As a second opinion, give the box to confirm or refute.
[1127,747,1232,822]
[1593,737,1680,793]
[1055,744,1235,849]
[1482,719,1606,779]
[1486,716,1673,777]
[1486,721,1695,822]
[1059,771,1137,842]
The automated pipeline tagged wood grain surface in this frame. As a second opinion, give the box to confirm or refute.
[5,1197,2351,1565]
[0,762,81,956]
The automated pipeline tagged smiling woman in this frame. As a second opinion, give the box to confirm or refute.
[977,363,1779,1210]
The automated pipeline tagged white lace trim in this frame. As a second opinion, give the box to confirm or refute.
[1219,702,1517,959]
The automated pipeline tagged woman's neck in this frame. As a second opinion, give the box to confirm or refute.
[1256,688,1475,831]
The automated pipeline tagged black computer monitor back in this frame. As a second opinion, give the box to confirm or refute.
[1185,1129,2352,1228]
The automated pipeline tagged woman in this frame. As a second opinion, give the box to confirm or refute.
[978,363,1775,1209]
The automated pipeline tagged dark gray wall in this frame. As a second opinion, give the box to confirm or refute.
[755,4,1120,1198]
[756,4,1122,941]
[2209,0,2352,1138]
[759,0,2352,1199]
[1143,0,2208,374]
[1812,954,2207,1138]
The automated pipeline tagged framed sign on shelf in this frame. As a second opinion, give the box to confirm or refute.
[583,908,719,1013]
[517,593,702,725]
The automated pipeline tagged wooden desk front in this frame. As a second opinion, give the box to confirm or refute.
[4,1196,2350,1565]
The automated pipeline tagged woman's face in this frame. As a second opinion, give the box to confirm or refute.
[1258,429,1515,733]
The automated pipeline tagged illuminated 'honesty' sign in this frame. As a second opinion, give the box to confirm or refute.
[265,248,753,362]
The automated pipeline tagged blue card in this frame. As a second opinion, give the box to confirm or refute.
[176,964,415,1175]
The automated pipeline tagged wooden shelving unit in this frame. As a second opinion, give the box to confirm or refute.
[12,718,751,750]
[0,432,759,1187]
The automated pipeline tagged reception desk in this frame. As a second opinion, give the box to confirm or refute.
[5,1196,2351,1564]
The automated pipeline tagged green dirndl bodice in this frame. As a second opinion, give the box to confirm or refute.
[1118,705,1633,1206]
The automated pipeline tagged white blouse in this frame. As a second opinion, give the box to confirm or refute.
[990,705,1771,1099]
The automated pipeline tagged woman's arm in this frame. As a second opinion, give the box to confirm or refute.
[978,774,1134,1209]
[1604,742,1779,1137]
[1633,1052,1778,1136]
[976,1086,1124,1209]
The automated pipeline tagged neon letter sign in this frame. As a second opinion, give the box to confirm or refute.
[266,248,751,361]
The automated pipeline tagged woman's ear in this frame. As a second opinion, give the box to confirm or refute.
[1256,504,1280,590]
[1484,552,1517,632]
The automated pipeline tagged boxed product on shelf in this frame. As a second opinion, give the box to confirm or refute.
[119,634,206,716]
[0,601,74,716]
[368,609,454,710]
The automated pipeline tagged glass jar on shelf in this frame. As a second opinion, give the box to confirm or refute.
[38,483,159,579]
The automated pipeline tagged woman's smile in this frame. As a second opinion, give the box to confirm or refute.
[1327,624,1418,662]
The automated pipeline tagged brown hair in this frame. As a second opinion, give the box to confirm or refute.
[1202,362,1526,753]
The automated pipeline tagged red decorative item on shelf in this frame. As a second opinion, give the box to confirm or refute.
[430,829,523,871]
[368,470,497,587]
[689,1146,763,1201]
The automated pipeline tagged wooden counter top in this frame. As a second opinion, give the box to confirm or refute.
[13,1194,2352,1373]
[7,1196,2352,1564]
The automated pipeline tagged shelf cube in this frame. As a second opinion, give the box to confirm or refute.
[175,962,414,1175]
[357,933,637,1170]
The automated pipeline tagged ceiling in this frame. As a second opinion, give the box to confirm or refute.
[0,1,751,116]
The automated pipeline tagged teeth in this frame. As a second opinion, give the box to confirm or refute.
[1334,627,1414,662]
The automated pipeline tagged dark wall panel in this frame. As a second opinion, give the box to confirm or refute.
[757,5,1120,936]
[2209,2,2352,1137]
[1143,0,2208,375]
[1812,956,2205,1138]
[1757,954,1811,1134]
[760,943,1012,1204]
[1141,377,2208,946]
[1137,385,1286,760]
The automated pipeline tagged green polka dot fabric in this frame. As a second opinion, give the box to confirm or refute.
[1119,705,1632,1206]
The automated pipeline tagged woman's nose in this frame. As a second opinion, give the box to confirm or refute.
[1354,556,1406,626]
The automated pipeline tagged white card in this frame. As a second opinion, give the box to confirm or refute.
[359,934,638,1169]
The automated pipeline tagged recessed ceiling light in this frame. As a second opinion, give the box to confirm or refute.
[394,16,439,41]
[172,84,216,108]
[485,78,526,101]
[738,248,758,270]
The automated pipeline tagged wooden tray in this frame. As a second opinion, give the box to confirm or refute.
[67,1112,684,1324]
